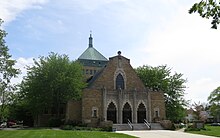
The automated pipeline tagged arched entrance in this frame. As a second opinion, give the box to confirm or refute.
[107,102,117,123]
[123,102,132,123]
[137,103,146,123]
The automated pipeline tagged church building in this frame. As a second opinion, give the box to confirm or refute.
[65,34,166,128]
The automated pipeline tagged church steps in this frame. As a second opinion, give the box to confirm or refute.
[113,123,164,131]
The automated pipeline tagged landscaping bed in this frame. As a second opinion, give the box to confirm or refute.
[0,129,136,138]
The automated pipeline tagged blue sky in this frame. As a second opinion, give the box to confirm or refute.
[1,0,220,104]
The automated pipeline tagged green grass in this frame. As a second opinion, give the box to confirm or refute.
[0,129,136,138]
[187,125,220,137]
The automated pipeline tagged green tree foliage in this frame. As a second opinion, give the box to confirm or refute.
[136,65,187,122]
[0,19,20,120]
[208,86,220,120]
[189,0,220,29]
[20,53,86,117]
[6,90,34,126]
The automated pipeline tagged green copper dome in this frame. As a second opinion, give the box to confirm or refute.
[78,33,108,61]
[78,47,108,61]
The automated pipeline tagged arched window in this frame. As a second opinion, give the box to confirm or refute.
[116,74,124,89]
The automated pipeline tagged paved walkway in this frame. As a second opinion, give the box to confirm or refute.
[117,130,217,138]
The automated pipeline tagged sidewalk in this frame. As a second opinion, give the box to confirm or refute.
[117,130,217,138]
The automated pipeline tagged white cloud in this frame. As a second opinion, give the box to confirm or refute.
[145,15,220,67]
[11,57,34,84]
[0,0,48,24]
[128,3,220,103]
[186,78,220,103]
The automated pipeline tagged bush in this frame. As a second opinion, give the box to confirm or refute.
[61,120,112,131]
[64,120,81,126]
[160,120,175,130]
[99,121,113,131]
[101,126,112,132]
[187,123,193,128]
[60,125,103,131]
[184,128,201,132]
[61,125,73,130]
[48,118,62,127]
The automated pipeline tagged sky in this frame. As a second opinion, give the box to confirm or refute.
[1,0,220,104]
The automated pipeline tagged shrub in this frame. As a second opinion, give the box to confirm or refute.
[101,126,112,132]
[184,128,201,132]
[48,118,62,127]
[64,120,81,126]
[100,121,113,131]
[160,120,175,130]
[61,125,73,130]
[60,126,103,131]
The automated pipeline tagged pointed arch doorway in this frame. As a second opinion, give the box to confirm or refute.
[107,102,117,123]
[123,102,132,123]
[137,103,146,123]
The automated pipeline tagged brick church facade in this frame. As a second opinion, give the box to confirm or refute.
[65,34,166,127]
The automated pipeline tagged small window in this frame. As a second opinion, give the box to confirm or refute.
[90,70,93,75]
[155,111,159,117]
[94,70,96,74]
[154,108,160,118]
[86,69,89,74]
[92,107,98,118]
[93,110,97,118]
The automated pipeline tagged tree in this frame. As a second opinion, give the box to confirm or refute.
[192,102,208,122]
[189,0,220,29]
[20,53,86,118]
[7,94,34,126]
[136,65,187,122]
[208,86,220,121]
[0,19,20,120]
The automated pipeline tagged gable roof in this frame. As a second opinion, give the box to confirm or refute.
[86,67,105,87]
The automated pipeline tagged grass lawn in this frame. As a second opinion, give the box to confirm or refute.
[0,129,136,138]
[187,125,220,137]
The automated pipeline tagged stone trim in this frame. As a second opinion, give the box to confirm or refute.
[122,101,133,110]
[106,100,118,110]
[136,100,147,111]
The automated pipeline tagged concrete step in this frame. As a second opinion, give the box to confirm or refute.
[113,123,151,131]
[113,123,164,131]
[150,123,164,130]
[132,123,150,130]
[113,124,132,131]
